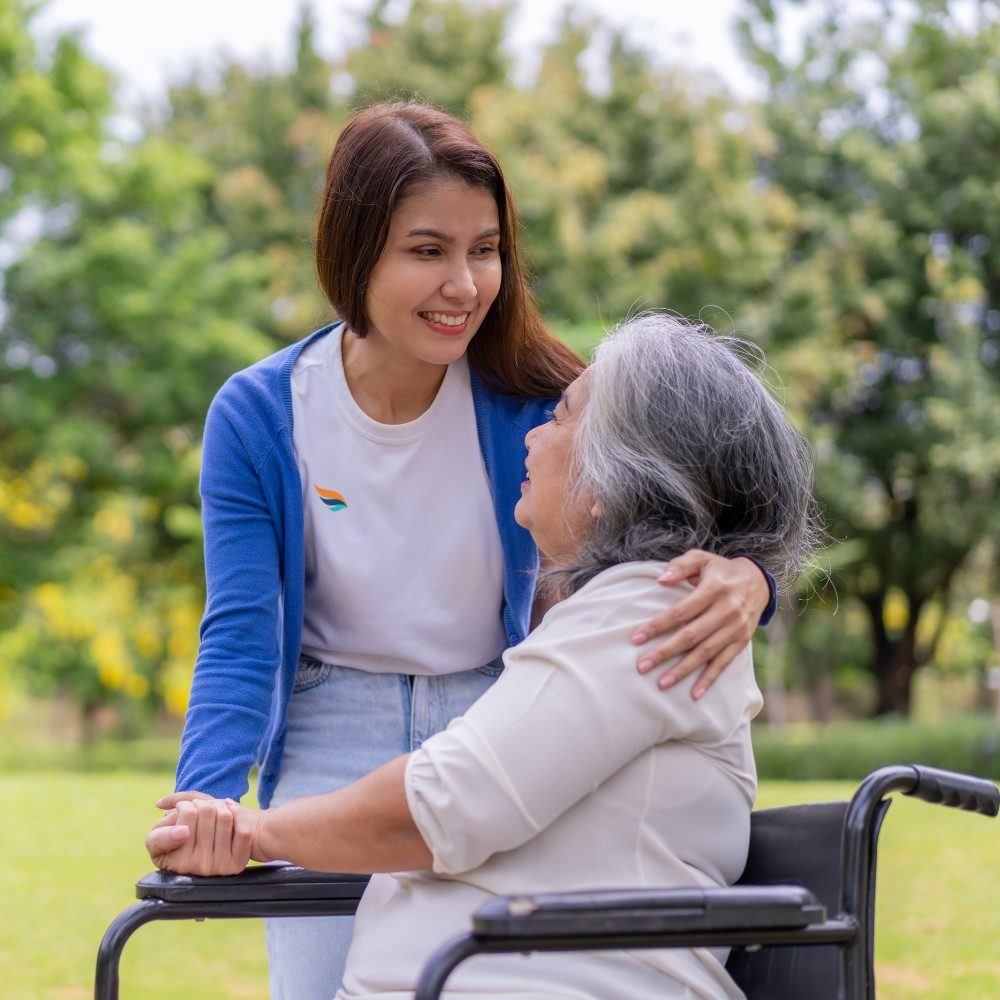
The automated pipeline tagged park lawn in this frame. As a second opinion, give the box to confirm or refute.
[2,775,998,999]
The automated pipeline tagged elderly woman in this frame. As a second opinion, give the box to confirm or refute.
[148,313,818,999]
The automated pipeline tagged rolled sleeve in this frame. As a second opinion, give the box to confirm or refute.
[403,564,762,875]
[406,718,539,874]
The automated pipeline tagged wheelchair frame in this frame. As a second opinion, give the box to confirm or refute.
[95,763,998,1000]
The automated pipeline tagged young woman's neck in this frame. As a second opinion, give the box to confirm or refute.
[341,327,448,424]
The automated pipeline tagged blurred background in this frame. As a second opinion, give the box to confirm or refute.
[1,1,999,995]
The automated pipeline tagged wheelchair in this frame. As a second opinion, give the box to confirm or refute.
[96,763,998,999]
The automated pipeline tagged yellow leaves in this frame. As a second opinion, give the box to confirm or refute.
[160,660,194,719]
[942,274,985,306]
[883,588,909,632]
[158,599,201,718]
[16,562,203,712]
[90,631,150,697]
[166,602,199,661]
[0,456,79,536]
[5,499,55,532]
[91,632,130,688]
[132,619,161,659]
[93,507,134,545]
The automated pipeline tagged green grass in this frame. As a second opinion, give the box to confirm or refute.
[2,775,998,998]
[1,773,270,999]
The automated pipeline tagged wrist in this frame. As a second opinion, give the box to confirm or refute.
[251,808,278,863]
[732,552,778,626]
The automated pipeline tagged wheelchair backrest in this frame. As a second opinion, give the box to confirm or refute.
[726,799,885,1000]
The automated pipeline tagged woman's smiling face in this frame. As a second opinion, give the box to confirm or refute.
[515,372,595,562]
[361,176,502,369]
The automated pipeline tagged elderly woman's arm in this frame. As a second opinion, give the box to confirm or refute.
[148,565,759,878]
[412,565,760,875]
[147,755,430,876]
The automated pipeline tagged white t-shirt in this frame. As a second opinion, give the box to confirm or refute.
[291,326,507,675]
[338,563,762,999]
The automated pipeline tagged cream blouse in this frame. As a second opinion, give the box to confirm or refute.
[338,562,764,1000]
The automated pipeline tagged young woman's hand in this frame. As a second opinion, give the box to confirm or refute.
[633,551,770,699]
[146,791,264,875]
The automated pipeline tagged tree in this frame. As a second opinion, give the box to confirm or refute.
[346,0,512,117]
[738,0,1000,713]
[0,0,111,225]
[0,5,277,733]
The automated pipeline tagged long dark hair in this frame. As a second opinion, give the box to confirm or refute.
[314,101,584,398]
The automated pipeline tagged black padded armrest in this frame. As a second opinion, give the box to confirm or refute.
[473,885,825,939]
[137,864,371,904]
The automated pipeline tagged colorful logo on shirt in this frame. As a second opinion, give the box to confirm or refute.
[314,485,347,512]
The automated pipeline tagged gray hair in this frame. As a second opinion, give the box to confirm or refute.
[550,312,821,598]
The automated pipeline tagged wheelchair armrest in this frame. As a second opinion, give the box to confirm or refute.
[137,863,371,904]
[472,885,825,939]
[904,765,1000,817]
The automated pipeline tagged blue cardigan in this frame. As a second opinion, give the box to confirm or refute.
[175,324,552,806]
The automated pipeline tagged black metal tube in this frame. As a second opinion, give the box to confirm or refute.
[412,920,859,999]
[840,764,999,1000]
[94,895,363,999]
[414,933,482,1000]
[840,765,920,1000]
[94,899,166,1000]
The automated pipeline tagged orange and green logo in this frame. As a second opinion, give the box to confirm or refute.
[314,485,347,512]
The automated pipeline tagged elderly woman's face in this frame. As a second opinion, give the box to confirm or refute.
[514,372,594,562]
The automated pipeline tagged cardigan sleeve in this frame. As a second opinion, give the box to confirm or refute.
[174,388,283,800]
[405,564,762,875]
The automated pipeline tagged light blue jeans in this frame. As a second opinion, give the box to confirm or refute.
[265,654,503,1000]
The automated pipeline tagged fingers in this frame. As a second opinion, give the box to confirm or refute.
[632,581,718,646]
[654,549,711,586]
[637,591,754,694]
[146,796,252,875]
[156,790,213,810]
[226,799,254,871]
[146,823,190,868]
[151,808,180,829]
[647,607,735,688]
[660,640,745,699]
[692,643,745,698]
[180,800,217,875]
[635,587,724,663]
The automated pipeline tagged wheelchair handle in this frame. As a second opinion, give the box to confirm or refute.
[905,764,1000,817]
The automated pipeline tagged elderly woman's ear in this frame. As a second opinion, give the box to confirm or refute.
[590,501,602,520]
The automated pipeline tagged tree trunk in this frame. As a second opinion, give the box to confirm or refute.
[762,607,792,728]
[864,593,923,717]
[807,653,835,723]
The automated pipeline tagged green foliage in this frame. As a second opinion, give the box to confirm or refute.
[0,0,111,222]
[1,0,998,727]
[754,716,1000,780]
[737,0,1000,712]
[348,0,512,115]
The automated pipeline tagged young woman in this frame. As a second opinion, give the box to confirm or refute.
[150,313,818,999]
[170,102,774,997]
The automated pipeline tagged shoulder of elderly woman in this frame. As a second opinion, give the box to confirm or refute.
[512,561,760,721]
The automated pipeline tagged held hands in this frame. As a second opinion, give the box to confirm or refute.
[146,791,270,876]
[634,551,770,699]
